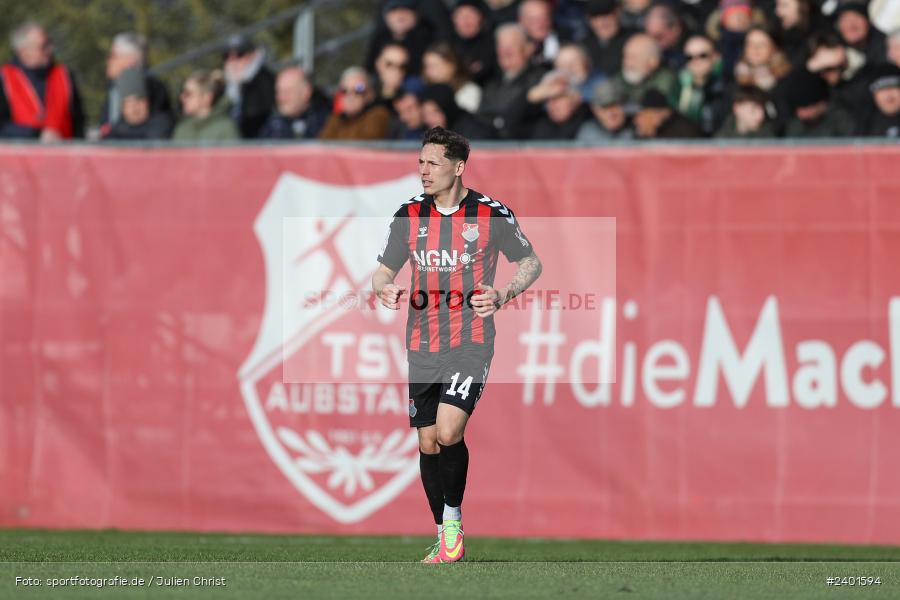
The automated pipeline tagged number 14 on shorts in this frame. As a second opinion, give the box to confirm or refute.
[446,372,473,400]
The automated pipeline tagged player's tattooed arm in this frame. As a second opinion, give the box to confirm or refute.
[500,252,542,306]
[471,252,541,318]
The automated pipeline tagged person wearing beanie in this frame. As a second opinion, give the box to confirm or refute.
[859,63,900,137]
[105,66,173,140]
[783,68,855,137]
[633,87,703,138]
[715,85,778,138]
[420,83,495,139]
[834,2,887,66]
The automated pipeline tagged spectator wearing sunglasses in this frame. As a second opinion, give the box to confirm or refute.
[222,34,275,139]
[674,34,728,136]
[319,67,392,140]
[374,44,415,109]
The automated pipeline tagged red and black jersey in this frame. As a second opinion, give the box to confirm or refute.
[377,189,534,353]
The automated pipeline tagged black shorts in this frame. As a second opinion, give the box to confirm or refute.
[407,344,494,428]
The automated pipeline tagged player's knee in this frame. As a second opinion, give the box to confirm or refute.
[419,439,440,454]
[436,428,463,446]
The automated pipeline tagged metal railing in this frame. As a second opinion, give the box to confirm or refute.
[148,0,374,77]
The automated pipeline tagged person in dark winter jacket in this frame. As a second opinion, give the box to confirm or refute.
[223,34,275,138]
[100,32,172,136]
[583,0,633,77]
[782,68,855,138]
[858,63,900,138]
[365,0,436,76]
[105,67,173,140]
[258,66,330,140]
[478,23,549,138]
[450,0,498,85]
[834,3,887,67]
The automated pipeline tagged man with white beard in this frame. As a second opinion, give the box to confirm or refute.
[611,33,676,116]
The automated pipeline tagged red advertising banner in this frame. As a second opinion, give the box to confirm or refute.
[2,144,900,544]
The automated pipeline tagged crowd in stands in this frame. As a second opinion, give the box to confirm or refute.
[2,0,899,143]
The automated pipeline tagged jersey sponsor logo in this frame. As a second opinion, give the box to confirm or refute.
[239,172,423,524]
[461,223,479,242]
[413,249,461,271]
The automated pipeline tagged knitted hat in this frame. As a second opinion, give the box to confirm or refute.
[115,66,147,99]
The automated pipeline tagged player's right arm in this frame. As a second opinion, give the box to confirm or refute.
[374,206,411,310]
[372,264,405,310]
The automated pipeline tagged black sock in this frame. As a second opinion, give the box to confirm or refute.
[437,438,469,509]
[419,451,444,525]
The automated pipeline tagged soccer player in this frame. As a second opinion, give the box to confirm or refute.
[372,127,542,563]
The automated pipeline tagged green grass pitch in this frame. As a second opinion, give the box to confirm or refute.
[2,529,899,599]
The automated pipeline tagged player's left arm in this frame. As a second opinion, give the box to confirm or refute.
[471,251,542,318]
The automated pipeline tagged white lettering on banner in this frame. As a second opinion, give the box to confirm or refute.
[322,333,407,379]
[266,382,405,415]
[792,341,837,408]
[643,341,690,409]
[694,297,789,408]
[841,341,886,409]
[519,295,900,409]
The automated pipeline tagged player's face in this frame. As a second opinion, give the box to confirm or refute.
[419,143,463,195]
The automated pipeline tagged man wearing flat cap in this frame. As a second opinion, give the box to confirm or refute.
[577,78,634,141]
[859,63,900,137]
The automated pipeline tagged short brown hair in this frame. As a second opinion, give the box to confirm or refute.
[422,127,470,162]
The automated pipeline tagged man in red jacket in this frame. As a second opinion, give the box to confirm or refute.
[0,21,84,141]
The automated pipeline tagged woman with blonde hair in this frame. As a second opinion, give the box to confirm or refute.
[173,69,240,142]
[421,41,482,113]
[734,27,792,92]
